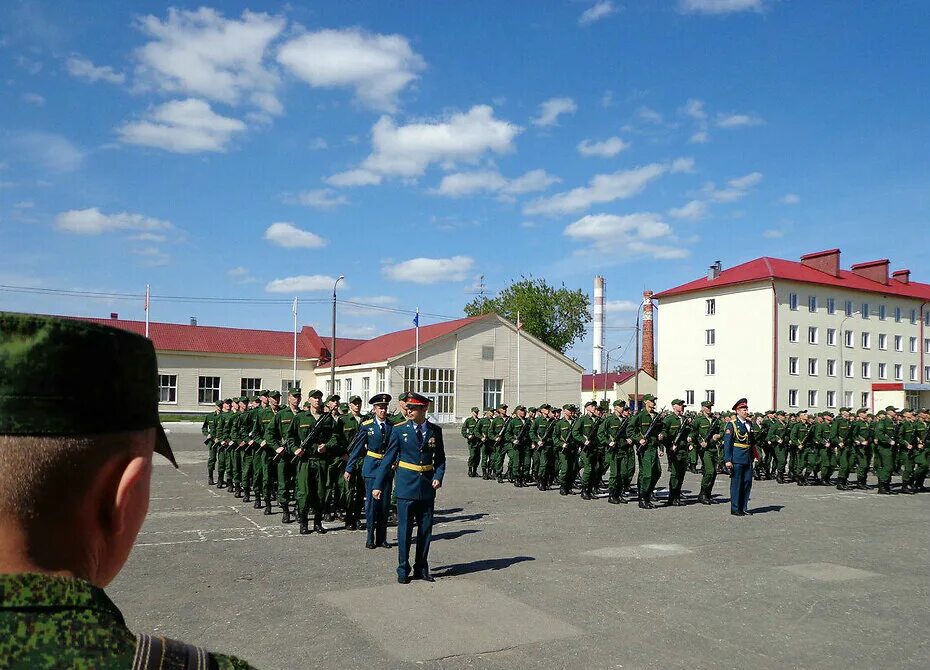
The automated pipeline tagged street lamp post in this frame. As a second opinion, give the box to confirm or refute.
[330,275,345,395]
[604,344,625,399]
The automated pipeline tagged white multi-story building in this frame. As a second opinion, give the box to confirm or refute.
[653,249,930,412]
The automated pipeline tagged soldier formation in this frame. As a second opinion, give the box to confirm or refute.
[461,396,930,508]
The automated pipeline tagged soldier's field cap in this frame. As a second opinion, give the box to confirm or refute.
[562,403,573,411]
[584,400,597,408]
[306,389,323,399]
[700,401,714,408]
[398,392,411,402]
[327,394,341,403]
[215,400,223,407]
[528,406,537,413]
[289,387,302,396]
[642,394,657,402]
[732,398,749,410]
[471,406,480,413]
[349,395,362,404]
[338,402,348,412]
[671,398,685,406]
[540,403,551,410]
[776,409,786,416]
[514,405,526,412]
[0,312,177,468]
[269,390,281,399]
[406,392,431,407]
[885,405,897,412]
[370,393,391,405]
[613,399,627,407]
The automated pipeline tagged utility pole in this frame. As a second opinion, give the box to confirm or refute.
[330,275,345,395]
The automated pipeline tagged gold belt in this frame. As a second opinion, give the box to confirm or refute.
[398,461,433,472]
[734,442,750,448]
[366,450,384,460]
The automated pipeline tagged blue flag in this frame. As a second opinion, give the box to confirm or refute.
[412,312,419,327]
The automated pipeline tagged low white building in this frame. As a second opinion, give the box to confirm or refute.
[73,312,582,422]
[580,370,658,407]
[653,249,930,412]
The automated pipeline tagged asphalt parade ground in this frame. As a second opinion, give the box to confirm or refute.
[112,423,930,670]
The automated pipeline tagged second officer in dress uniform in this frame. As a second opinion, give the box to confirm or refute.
[344,393,394,549]
[372,392,446,583]
[723,397,755,516]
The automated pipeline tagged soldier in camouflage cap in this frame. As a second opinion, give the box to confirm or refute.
[0,312,257,669]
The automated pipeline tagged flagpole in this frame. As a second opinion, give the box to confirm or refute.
[516,310,520,405]
[292,297,298,386]
[415,308,420,393]
[144,284,150,338]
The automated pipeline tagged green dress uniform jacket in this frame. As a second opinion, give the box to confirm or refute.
[0,573,256,670]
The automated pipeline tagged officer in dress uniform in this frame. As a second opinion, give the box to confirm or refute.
[345,393,394,549]
[372,392,446,583]
[723,398,755,516]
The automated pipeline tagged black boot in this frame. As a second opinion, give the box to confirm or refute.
[580,487,592,500]
[217,477,226,488]
[664,491,676,507]
[637,490,647,509]
[299,512,310,535]
[776,473,784,484]
[253,495,262,509]
[856,478,868,490]
[282,503,292,524]
[243,489,251,503]
[263,500,272,515]
[559,485,568,496]
[313,512,327,534]
[608,492,620,504]
[208,471,215,486]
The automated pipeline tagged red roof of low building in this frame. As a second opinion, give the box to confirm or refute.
[75,316,327,359]
[320,336,367,358]
[332,314,488,367]
[581,370,655,390]
[653,256,930,301]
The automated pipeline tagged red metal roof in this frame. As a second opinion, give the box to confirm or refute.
[581,370,656,389]
[332,314,488,367]
[320,336,367,358]
[653,256,930,301]
[74,316,327,359]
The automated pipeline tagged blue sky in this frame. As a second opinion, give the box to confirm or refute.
[1,0,927,368]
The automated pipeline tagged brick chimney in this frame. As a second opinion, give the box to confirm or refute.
[850,259,890,285]
[891,269,910,285]
[641,290,656,378]
[800,249,841,277]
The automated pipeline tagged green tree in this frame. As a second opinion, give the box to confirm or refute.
[464,277,591,354]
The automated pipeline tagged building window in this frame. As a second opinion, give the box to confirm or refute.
[827,298,836,315]
[789,325,799,343]
[826,390,836,408]
[808,326,818,344]
[788,389,799,408]
[827,328,836,346]
[909,337,917,353]
[789,357,799,375]
[861,303,869,319]
[705,390,715,404]
[334,379,342,395]
[808,295,817,312]
[826,359,836,377]
[808,390,818,407]
[158,374,177,404]
[878,304,886,321]
[844,300,853,317]
[925,366,930,383]
[344,378,352,395]
[483,379,503,410]
[406,367,455,414]
[878,334,887,350]
[844,360,854,378]
[894,335,903,352]
[282,379,299,394]
[808,358,818,376]
[377,368,385,392]
[685,390,695,405]
[844,330,854,347]
[894,364,903,381]
[240,377,261,397]
[926,338,930,354]
[894,306,901,323]
[325,380,332,396]
[789,293,798,311]
[861,362,870,379]
[843,391,853,408]
[878,363,887,380]
[705,299,716,316]
[362,376,370,404]
[705,329,715,345]
[861,391,870,408]
[910,365,918,382]
[198,376,221,404]
[705,359,715,375]
[481,345,494,361]
[861,332,870,349]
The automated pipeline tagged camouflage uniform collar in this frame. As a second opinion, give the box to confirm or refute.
[0,573,124,623]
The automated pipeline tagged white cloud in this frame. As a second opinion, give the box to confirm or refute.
[133,8,284,113]
[780,193,800,205]
[679,0,765,14]
[601,90,614,108]
[637,106,663,124]
[263,221,327,248]
[383,256,474,284]
[606,299,640,313]
[265,274,343,293]
[668,199,708,220]
[132,246,170,266]
[66,55,126,84]
[277,28,424,112]
[689,130,710,144]
[14,201,34,209]
[532,97,577,127]
[700,171,763,203]
[130,232,167,242]
[524,163,667,216]
[288,188,348,209]
[309,137,328,150]
[435,168,559,198]
[670,157,696,173]
[55,207,172,235]
[22,93,45,105]
[564,213,688,259]
[762,228,785,239]
[10,131,85,173]
[681,98,707,121]
[728,171,763,189]
[579,1,619,25]
[357,105,521,179]
[324,168,383,187]
[227,266,259,283]
[715,113,763,128]
[117,98,247,153]
[577,136,629,158]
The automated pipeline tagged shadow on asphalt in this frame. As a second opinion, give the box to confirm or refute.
[749,504,785,514]
[432,528,482,542]
[432,556,536,577]
[434,512,488,524]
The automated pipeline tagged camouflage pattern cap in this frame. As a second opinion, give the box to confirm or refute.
[0,312,177,467]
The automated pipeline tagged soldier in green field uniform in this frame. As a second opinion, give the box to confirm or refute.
[767,410,790,483]
[693,401,722,503]
[912,408,929,492]
[848,408,871,490]
[831,408,853,489]
[554,404,576,495]
[319,394,345,520]
[598,399,632,504]
[490,404,511,482]
[814,412,834,485]
[269,389,300,522]
[462,406,481,477]
[661,399,691,506]
[502,405,529,486]
[788,410,811,485]
[231,397,250,497]
[897,409,919,494]
[873,406,898,494]
[204,400,222,485]
[389,393,410,425]
[476,409,494,479]
[215,398,233,488]
[530,404,553,487]
[253,391,276,511]
[631,394,663,509]
[337,396,366,527]
[572,401,599,500]
[289,389,332,534]
[243,395,263,503]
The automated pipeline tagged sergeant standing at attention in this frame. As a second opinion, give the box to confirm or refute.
[462,406,481,478]
[0,312,258,669]
[345,394,394,548]
[723,398,755,516]
[215,398,233,488]
[693,401,722,504]
[373,393,446,584]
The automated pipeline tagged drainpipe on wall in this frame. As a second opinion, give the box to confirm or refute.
[771,280,779,410]
[921,302,927,386]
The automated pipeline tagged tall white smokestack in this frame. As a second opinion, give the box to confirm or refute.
[593,275,605,373]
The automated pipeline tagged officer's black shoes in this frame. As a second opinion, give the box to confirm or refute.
[263,502,272,515]
[537,482,546,491]
[397,576,411,584]
[496,475,504,484]
[346,521,359,530]
[638,500,647,509]
[366,542,376,549]
[835,481,848,491]
[414,572,435,582]
[730,510,746,517]
[313,522,327,534]
[608,495,620,504]
[673,496,686,507]
[664,495,675,507]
